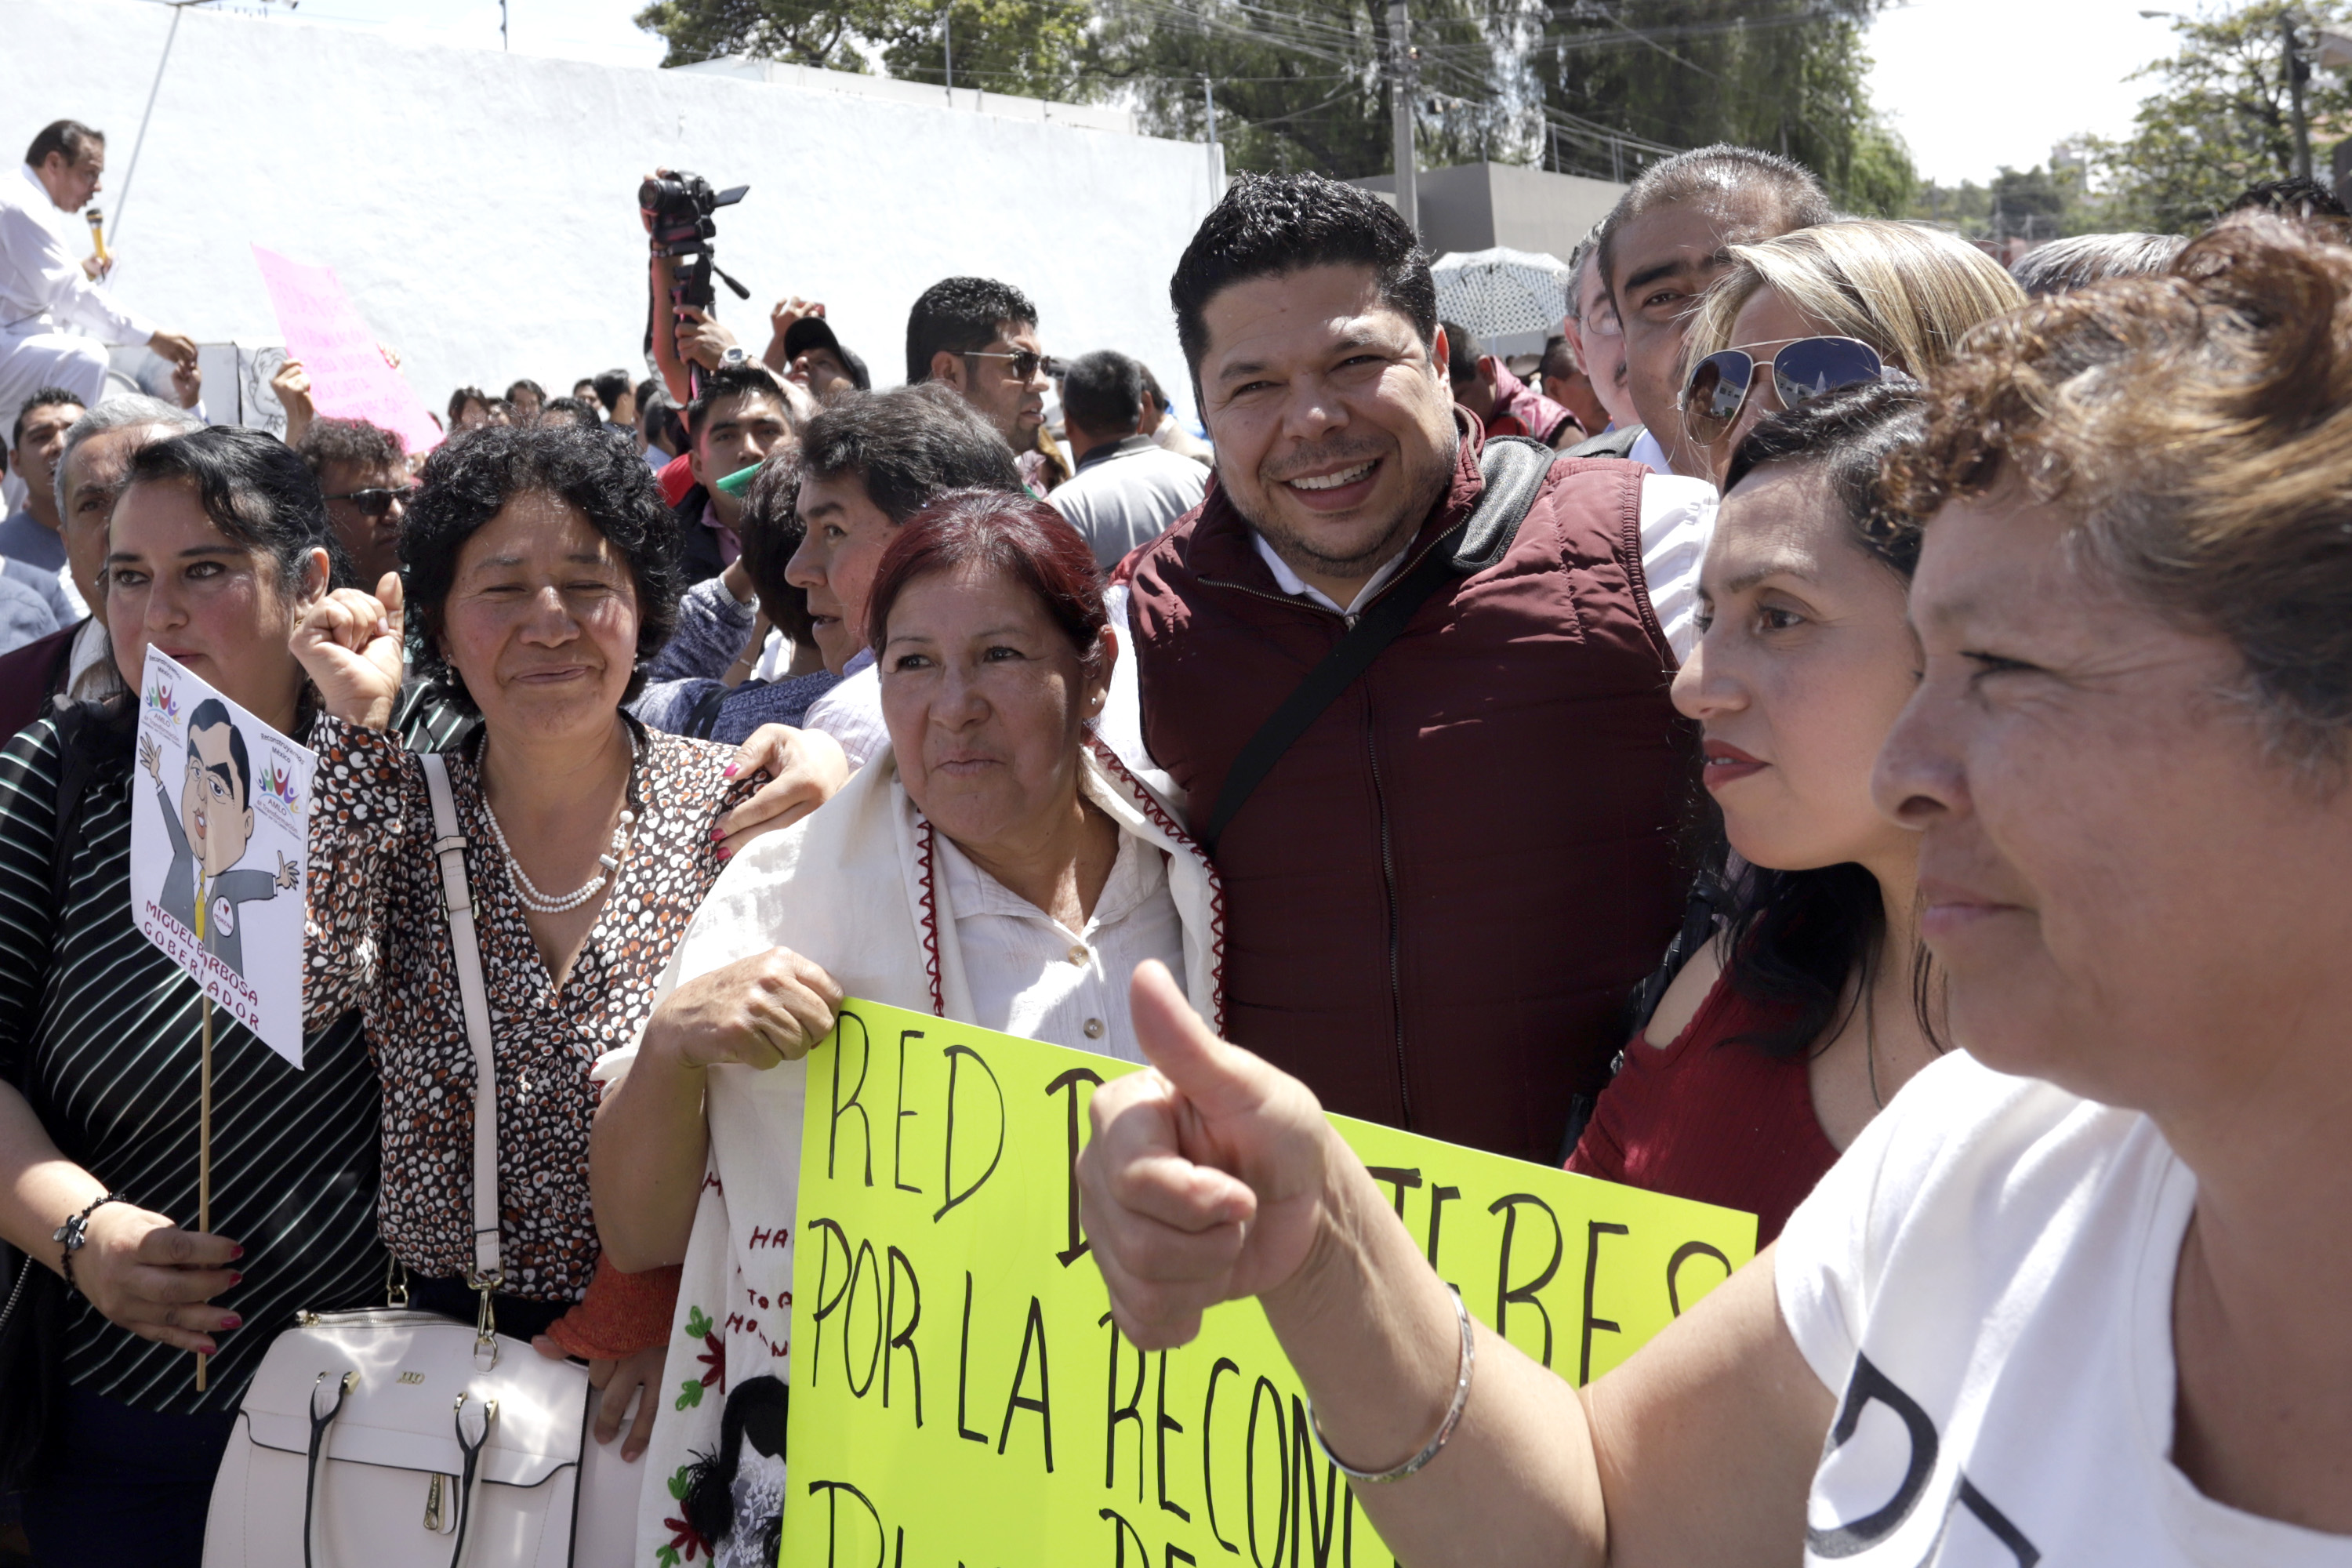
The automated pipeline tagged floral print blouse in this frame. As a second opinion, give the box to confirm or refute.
[304,713,749,1301]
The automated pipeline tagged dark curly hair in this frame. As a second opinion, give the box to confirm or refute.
[401,423,683,710]
[1171,173,1435,395]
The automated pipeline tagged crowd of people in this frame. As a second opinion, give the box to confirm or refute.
[0,103,2349,1568]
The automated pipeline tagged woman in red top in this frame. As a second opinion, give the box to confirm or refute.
[1570,382,1946,1243]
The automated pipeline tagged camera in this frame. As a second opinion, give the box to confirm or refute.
[641,169,753,393]
[638,169,748,256]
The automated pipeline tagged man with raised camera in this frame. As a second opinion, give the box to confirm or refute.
[1,119,199,443]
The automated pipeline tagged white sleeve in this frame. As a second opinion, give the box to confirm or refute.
[1636,474,1717,664]
[800,662,887,769]
[1093,581,1156,771]
[0,198,155,343]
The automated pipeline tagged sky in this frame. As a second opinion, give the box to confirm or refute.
[1864,0,2190,184]
[212,0,2191,187]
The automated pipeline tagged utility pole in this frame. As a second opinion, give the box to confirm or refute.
[499,0,508,50]
[1388,0,1417,237]
[943,4,954,99]
[2285,13,2314,181]
[1202,76,1221,191]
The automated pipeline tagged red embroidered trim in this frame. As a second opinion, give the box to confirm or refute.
[1085,735,1229,1036]
[914,815,946,1017]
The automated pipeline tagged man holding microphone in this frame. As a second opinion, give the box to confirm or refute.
[0,119,199,441]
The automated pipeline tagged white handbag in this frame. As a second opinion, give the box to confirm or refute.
[203,753,640,1568]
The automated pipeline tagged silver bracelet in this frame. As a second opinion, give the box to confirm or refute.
[1305,1285,1476,1483]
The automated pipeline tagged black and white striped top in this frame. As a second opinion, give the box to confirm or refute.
[0,706,385,1414]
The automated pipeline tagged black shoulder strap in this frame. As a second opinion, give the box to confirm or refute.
[1564,423,1644,462]
[685,681,740,742]
[1200,437,1552,856]
[45,701,121,923]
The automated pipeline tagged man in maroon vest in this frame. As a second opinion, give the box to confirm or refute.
[1121,175,1707,1161]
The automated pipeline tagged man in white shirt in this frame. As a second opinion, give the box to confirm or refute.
[1047,350,1209,569]
[0,120,198,441]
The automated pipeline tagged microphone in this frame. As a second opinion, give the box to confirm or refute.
[85,205,110,268]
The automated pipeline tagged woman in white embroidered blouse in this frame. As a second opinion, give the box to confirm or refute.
[587,491,1222,1565]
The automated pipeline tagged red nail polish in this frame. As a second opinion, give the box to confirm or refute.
[724,762,739,778]
[229,1272,243,1286]
[230,1244,245,1259]
[716,848,731,862]
[220,1316,241,1330]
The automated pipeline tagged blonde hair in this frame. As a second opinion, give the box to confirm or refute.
[1680,220,2027,396]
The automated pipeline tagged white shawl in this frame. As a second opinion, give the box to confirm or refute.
[608,739,1222,1565]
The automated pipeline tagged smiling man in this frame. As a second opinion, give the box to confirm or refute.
[1117,173,1711,1160]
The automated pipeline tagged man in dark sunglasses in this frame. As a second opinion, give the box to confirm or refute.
[295,416,411,586]
[905,275,1054,462]
[1590,144,1833,481]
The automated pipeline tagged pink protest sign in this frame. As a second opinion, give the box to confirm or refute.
[250,245,441,456]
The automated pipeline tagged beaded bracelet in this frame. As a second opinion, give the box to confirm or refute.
[53,1192,124,1296]
[1305,1285,1476,1483]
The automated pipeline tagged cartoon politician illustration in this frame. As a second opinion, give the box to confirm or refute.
[140,697,299,977]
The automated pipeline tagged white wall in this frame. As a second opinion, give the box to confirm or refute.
[0,0,1223,426]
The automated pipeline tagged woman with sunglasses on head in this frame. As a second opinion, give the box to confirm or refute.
[1567,383,1944,1244]
[1677,219,2024,486]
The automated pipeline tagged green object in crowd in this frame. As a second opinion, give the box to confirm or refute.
[714,463,762,496]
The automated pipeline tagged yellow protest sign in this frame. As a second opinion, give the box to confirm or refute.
[783,998,1756,1567]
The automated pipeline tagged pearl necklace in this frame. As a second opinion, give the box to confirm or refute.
[480,736,641,915]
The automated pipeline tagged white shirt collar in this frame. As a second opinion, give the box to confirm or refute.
[1629,426,1673,476]
[1249,531,1412,616]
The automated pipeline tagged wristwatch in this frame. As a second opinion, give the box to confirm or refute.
[54,1192,123,1294]
[719,346,748,368]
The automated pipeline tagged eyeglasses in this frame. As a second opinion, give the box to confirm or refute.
[964,349,1060,383]
[324,485,417,518]
[1575,297,1623,341]
[1681,336,1889,445]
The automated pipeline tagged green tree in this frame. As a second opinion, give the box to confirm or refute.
[2093,0,2352,234]
[635,0,1916,199]
[634,0,1094,100]
[1083,0,1517,177]
[1531,0,1915,215]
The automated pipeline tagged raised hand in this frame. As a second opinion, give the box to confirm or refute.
[275,850,299,890]
[270,358,315,448]
[139,733,161,780]
[673,305,739,373]
[290,570,405,731]
[643,946,845,1071]
[1079,961,1336,1351]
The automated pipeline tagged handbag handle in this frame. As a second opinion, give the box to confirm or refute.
[419,754,503,1352]
[303,1367,494,1568]
[303,1371,357,1568]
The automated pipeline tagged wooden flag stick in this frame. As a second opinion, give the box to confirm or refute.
[196,992,212,1392]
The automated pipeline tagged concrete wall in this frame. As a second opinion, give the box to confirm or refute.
[1356,162,1625,263]
[1,0,1225,430]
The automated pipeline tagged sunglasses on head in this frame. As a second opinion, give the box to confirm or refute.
[1681,336,1889,445]
[325,485,416,519]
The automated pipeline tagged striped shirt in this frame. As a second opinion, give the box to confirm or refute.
[0,706,385,1414]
